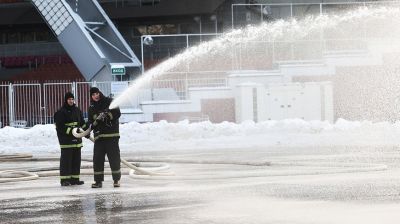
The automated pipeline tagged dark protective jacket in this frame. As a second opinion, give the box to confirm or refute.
[54,104,86,148]
[88,93,121,141]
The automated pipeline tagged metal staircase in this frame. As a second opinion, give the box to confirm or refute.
[31,0,141,81]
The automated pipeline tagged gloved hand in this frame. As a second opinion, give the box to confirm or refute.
[83,124,92,138]
[96,112,108,122]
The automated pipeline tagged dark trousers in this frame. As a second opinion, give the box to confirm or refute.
[60,147,82,182]
[93,138,121,182]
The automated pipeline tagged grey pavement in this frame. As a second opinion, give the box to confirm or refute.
[1,146,400,223]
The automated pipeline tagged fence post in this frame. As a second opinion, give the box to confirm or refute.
[44,83,48,124]
[231,4,234,29]
[141,36,145,75]
[185,73,188,100]
[260,5,263,23]
[39,84,43,125]
[8,83,14,126]
[151,81,154,101]
[186,35,190,100]
[290,3,293,18]
[72,81,76,99]
[320,3,322,16]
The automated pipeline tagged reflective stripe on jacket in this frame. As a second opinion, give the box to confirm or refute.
[54,104,85,148]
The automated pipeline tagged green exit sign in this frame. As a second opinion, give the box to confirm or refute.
[111,65,126,75]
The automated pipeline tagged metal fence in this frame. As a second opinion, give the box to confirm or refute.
[12,83,42,127]
[231,1,400,29]
[141,34,371,74]
[0,77,228,128]
[139,1,400,74]
[0,83,9,128]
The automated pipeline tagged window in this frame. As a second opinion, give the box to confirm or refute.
[21,32,34,43]
[7,32,19,44]
[35,31,51,42]
[135,24,177,36]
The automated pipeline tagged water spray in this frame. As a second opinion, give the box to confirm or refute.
[109,6,400,112]
[2,6,400,183]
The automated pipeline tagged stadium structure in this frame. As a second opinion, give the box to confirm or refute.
[0,0,398,127]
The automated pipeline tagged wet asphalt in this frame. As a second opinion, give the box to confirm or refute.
[2,146,400,223]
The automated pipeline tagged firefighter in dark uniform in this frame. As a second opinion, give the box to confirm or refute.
[88,87,121,188]
[54,92,86,186]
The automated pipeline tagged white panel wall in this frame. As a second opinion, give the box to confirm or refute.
[235,82,333,123]
[264,82,333,122]
[134,80,333,123]
[235,83,260,122]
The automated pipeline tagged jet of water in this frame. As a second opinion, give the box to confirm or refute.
[110,6,400,110]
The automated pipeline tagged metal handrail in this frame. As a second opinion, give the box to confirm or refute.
[232,1,400,7]
[231,1,400,29]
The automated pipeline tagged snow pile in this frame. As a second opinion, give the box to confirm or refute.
[1,119,400,154]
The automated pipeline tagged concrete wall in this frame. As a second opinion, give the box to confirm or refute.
[234,81,334,123]
[138,78,332,123]
[140,87,235,123]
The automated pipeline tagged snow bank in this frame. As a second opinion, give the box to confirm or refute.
[1,118,400,154]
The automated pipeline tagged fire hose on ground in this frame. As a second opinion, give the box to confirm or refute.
[72,127,175,177]
[0,127,174,183]
[0,128,389,183]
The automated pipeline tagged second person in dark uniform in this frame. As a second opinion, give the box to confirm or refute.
[54,92,86,186]
[88,87,121,188]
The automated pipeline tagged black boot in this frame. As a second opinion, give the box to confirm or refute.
[91,181,102,188]
[113,180,120,188]
[70,178,84,185]
[61,179,71,187]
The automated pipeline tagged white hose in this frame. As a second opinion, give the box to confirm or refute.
[72,128,174,177]
[0,124,174,183]
[0,170,39,183]
[0,154,40,183]
[121,158,174,176]
[0,153,389,182]
[72,127,92,138]
[128,161,387,180]
[0,153,33,161]
[0,129,390,182]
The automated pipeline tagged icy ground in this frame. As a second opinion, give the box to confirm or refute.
[1,119,400,223]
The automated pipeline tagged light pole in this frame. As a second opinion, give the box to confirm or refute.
[210,14,217,34]
[141,35,154,75]
[194,16,202,34]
